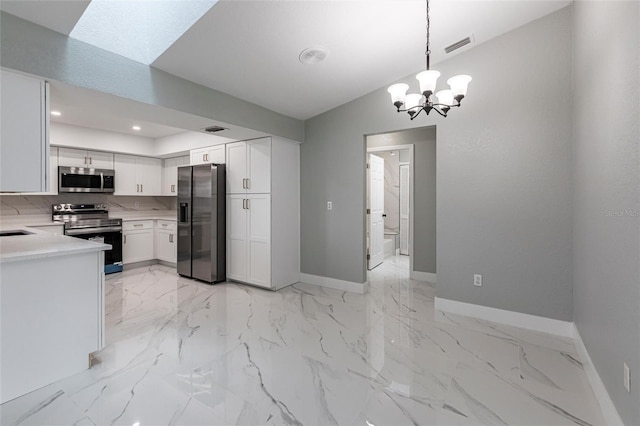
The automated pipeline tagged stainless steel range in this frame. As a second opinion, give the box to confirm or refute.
[52,203,123,274]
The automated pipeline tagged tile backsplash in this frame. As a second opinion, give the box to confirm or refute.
[0,195,175,217]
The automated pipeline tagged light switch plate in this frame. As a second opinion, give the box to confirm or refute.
[474,274,482,287]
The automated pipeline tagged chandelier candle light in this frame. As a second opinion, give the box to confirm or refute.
[387,0,471,119]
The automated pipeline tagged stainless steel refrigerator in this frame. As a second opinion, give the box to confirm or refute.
[177,164,226,283]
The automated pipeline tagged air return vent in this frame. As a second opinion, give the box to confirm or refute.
[201,125,228,133]
[444,35,473,54]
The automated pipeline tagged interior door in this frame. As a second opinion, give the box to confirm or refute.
[368,153,385,270]
[399,164,410,255]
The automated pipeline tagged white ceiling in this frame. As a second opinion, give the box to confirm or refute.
[2,0,571,122]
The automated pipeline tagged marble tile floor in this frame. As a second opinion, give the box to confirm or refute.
[1,255,606,426]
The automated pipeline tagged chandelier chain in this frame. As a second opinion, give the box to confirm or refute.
[425,0,431,70]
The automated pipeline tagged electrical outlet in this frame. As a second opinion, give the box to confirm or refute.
[624,363,630,393]
[134,201,139,208]
[474,274,482,287]
[327,201,333,211]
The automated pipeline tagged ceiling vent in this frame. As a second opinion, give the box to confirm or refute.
[444,35,474,54]
[201,125,228,133]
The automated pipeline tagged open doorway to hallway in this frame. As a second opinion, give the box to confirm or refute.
[365,126,436,282]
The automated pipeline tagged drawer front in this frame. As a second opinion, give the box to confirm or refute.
[156,220,177,231]
[123,220,154,231]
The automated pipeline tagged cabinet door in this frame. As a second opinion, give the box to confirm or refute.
[29,147,58,195]
[225,142,247,193]
[114,154,138,195]
[247,194,271,288]
[190,148,206,165]
[155,230,176,263]
[207,145,225,164]
[227,194,248,282]
[137,156,162,195]
[123,230,154,264]
[0,70,48,193]
[247,139,271,194]
[58,148,88,168]
[86,150,113,169]
[163,156,189,195]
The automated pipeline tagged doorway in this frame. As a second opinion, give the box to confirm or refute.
[366,144,414,272]
[365,126,437,282]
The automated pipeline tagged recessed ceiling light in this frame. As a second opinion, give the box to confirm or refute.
[51,111,62,116]
[132,126,141,131]
[299,46,329,65]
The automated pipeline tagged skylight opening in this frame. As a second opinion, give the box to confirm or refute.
[70,0,218,65]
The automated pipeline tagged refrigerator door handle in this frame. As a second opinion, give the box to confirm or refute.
[179,203,189,222]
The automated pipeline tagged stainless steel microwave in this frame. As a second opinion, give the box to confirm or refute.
[58,166,115,193]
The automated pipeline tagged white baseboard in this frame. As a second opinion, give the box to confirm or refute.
[434,297,574,338]
[411,271,437,283]
[572,324,624,426]
[299,273,368,294]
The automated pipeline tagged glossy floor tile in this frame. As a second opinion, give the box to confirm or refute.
[0,255,606,425]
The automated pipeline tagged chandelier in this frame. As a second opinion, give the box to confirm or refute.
[387,0,471,119]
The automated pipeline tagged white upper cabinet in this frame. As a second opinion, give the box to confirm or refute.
[0,70,49,193]
[58,147,113,169]
[190,145,225,165]
[162,156,189,195]
[226,138,270,194]
[114,154,162,196]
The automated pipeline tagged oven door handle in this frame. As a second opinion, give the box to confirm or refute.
[100,172,104,192]
[66,226,123,235]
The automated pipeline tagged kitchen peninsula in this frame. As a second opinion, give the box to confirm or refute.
[0,228,109,404]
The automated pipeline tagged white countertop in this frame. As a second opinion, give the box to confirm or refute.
[0,227,110,263]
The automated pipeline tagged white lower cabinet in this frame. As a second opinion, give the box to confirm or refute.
[227,194,271,288]
[155,220,177,263]
[122,220,154,264]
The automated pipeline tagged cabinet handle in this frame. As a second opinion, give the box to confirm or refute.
[246,198,250,209]
[84,156,88,165]
[169,234,174,243]
[134,224,143,228]
[171,184,175,193]
[123,235,127,244]
[89,157,92,165]
[141,184,143,193]
[246,178,250,189]
[242,199,246,209]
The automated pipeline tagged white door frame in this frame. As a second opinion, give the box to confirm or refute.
[366,144,416,278]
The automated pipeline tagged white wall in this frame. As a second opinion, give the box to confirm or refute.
[51,123,156,156]
[154,131,235,157]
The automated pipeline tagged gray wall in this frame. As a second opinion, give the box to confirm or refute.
[302,6,574,320]
[572,1,640,424]
[0,12,303,142]
[368,127,437,274]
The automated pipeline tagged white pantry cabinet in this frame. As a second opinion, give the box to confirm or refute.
[114,154,162,196]
[122,220,154,264]
[155,220,177,263]
[225,138,270,194]
[58,147,113,169]
[227,194,271,288]
[190,145,225,165]
[0,70,49,193]
[162,156,189,195]
[225,137,299,290]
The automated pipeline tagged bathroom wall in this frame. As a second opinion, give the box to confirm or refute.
[0,195,174,218]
